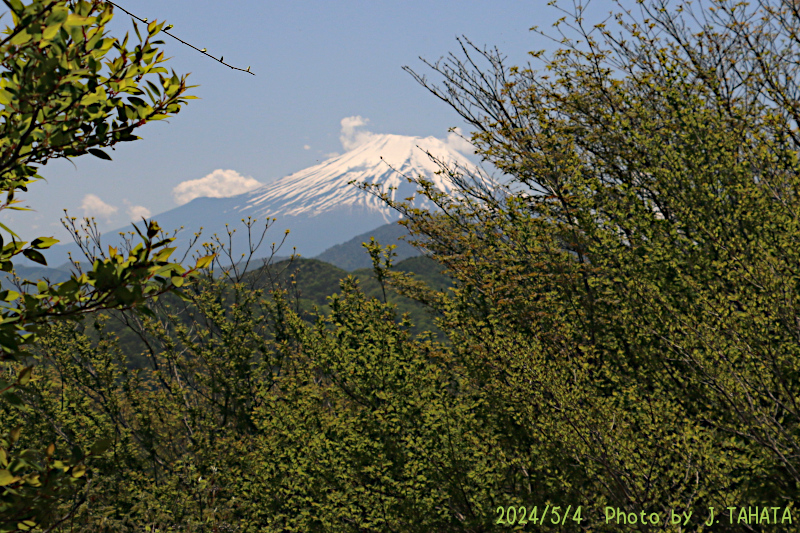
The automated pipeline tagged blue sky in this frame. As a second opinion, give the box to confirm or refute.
[4,1,610,243]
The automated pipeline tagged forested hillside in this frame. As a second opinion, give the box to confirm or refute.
[80,255,452,368]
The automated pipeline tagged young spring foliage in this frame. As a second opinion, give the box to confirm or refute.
[385,0,800,525]
[0,1,213,530]
[11,0,800,531]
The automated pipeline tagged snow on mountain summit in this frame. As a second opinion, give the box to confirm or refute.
[232,133,476,220]
[45,133,484,264]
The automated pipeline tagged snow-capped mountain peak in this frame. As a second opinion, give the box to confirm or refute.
[234,133,475,219]
[46,133,483,264]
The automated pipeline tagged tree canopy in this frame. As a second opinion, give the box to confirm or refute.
[6,0,800,531]
[0,0,213,529]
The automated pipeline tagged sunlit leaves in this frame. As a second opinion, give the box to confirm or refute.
[391,0,800,523]
[28,237,56,250]
[0,0,196,191]
[0,2,203,529]
[0,1,209,364]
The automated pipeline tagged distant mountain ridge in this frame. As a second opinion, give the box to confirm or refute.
[43,134,482,266]
[314,221,423,271]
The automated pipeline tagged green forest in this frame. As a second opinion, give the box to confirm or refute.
[4,0,800,531]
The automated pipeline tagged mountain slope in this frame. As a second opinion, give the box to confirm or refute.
[235,134,471,218]
[314,221,423,271]
[44,134,481,265]
[76,255,453,368]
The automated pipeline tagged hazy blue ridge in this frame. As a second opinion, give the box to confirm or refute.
[313,221,424,271]
[1,262,77,288]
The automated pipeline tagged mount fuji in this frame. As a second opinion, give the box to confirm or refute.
[44,134,482,266]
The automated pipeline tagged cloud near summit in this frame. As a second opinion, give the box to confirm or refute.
[338,116,474,155]
[170,123,473,206]
[172,169,263,206]
[443,127,474,155]
[339,116,376,151]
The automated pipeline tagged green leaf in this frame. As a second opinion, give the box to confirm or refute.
[195,254,215,270]
[30,236,58,249]
[9,29,32,46]
[17,366,32,386]
[146,220,161,239]
[146,79,162,98]
[46,6,68,25]
[87,148,112,160]
[154,247,177,262]
[0,222,21,241]
[22,248,47,266]
[0,469,19,487]
[89,437,113,456]
[65,14,92,26]
[71,463,86,478]
[42,23,60,40]
[1,290,20,302]
[8,426,21,445]
[0,88,13,106]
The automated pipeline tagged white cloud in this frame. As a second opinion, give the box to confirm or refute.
[339,115,376,151]
[325,152,340,158]
[80,194,118,221]
[127,204,151,221]
[443,127,474,155]
[303,144,311,150]
[123,199,151,221]
[338,117,474,157]
[172,169,263,206]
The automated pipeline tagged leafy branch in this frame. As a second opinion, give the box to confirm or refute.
[106,1,255,75]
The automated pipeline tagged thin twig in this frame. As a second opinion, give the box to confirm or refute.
[106,1,255,75]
